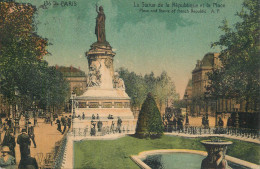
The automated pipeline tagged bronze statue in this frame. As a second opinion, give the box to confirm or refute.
[95,4,106,43]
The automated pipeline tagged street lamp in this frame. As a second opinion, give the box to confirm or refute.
[70,91,76,118]
[184,93,189,125]
[14,87,20,135]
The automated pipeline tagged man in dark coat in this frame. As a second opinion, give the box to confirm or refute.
[18,155,38,169]
[28,126,36,148]
[61,115,65,126]
[117,117,122,133]
[67,115,72,129]
[17,128,31,159]
[62,116,67,134]
[56,118,62,133]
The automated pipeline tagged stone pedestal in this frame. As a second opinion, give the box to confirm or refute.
[73,42,136,134]
[201,140,233,169]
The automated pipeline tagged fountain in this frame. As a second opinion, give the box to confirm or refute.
[201,138,233,169]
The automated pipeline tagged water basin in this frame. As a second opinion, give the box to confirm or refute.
[142,153,250,169]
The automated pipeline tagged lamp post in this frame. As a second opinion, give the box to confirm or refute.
[70,92,76,118]
[184,93,189,126]
[14,87,20,135]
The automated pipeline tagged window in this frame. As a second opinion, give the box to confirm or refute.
[89,102,99,108]
[102,102,112,108]
[78,102,86,108]
[114,102,123,108]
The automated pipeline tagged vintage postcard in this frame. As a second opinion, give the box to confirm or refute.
[0,0,259,168]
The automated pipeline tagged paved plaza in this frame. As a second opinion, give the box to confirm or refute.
[0,115,67,167]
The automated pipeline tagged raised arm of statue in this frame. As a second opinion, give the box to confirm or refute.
[95,3,99,13]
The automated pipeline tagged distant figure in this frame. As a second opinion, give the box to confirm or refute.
[56,118,62,133]
[110,121,115,133]
[17,128,31,160]
[0,146,15,168]
[50,112,53,126]
[117,117,122,133]
[61,115,65,126]
[96,114,100,120]
[90,122,96,136]
[68,115,72,129]
[28,126,36,148]
[2,129,16,159]
[218,117,224,127]
[227,116,233,127]
[177,115,184,132]
[92,114,95,120]
[33,112,37,126]
[62,116,68,134]
[97,121,103,132]
[18,154,38,169]
[82,112,85,120]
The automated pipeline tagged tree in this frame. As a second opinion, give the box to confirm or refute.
[117,67,147,109]
[0,2,69,114]
[209,0,260,111]
[135,93,164,138]
[117,67,179,112]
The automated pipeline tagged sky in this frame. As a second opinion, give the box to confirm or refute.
[18,0,244,98]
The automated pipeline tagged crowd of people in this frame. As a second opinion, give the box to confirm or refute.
[0,115,39,169]
[0,111,73,169]
[90,116,123,136]
[55,115,72,134]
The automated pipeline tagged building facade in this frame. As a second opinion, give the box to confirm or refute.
[190,53,221,116]
[56,65,87,96]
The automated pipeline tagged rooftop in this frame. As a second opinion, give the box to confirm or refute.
[56,65,86,77]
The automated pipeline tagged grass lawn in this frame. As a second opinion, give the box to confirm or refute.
[74,135,260,169]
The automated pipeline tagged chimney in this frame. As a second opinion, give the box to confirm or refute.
[196,60,201,67]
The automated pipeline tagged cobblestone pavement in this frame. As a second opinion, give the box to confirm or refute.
[1,116,65,167]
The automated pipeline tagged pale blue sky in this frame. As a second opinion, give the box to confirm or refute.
[19,0,244,97]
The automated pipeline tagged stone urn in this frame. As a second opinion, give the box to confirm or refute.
[201,139,233,169]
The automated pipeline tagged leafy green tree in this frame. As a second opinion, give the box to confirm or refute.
[117,68,179,112]
[209,0,260,111]
[0,2,69,114]
[135,93,164,138]
[117,67,147,108]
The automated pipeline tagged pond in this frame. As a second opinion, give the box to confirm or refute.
[143,153,250,169]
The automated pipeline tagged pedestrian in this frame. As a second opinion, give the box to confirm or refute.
[90,121,96,136]
[55,118,62,133]
[18,154,38,169]
[110,121,115,133]
[17,128,31,160]
[0,146,16,168]
[218,117,224,127]
[50,112,53,126]
[96,114,99,120]
[28,126,36,148]
[227,116,233,127]
[92,114,95,120]
[61,115,65,126]
[62,116,67,134]
[68,115,72,129]
[97,121,103,132]
[117,117,122,133]
[2,129,16,159]
[82,112,85,120]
